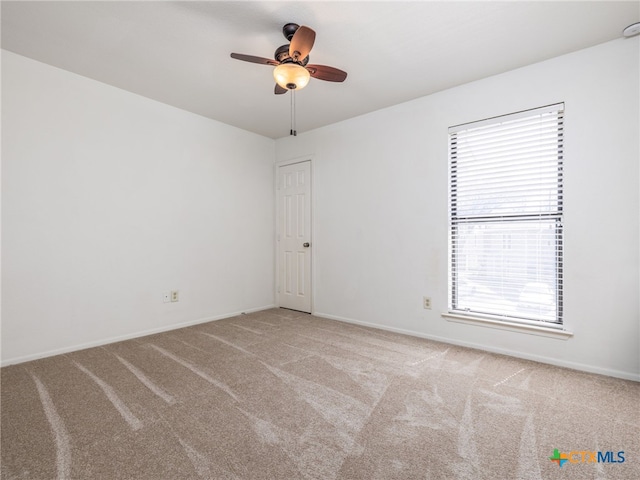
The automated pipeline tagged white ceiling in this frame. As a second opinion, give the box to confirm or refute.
[2,1,638,139]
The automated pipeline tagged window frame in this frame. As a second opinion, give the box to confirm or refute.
[447,103,565,327]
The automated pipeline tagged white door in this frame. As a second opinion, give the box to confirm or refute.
[277,161,311,312]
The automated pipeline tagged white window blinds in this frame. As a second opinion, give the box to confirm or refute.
[448,104,564,325]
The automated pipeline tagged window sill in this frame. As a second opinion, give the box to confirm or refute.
[442,313,573,339]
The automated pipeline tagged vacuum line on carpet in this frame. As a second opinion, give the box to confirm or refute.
[113,354,176,405]
[178,437,213,479]
[147,344,239,402]
[73,361,143,431]
[29,371,72,479]
[407,348,450,366]
[197,332,255,356]
[493,368,526,387]
[230,323,265,335]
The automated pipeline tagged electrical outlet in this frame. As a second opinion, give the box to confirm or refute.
[171,290,179,302]
[423,296,432,310]
[163,292,171,303]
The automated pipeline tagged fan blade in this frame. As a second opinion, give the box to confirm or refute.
[275,84,287,95]
[289,26,315,61]
[306,64,347,82]
[230,53,279,66]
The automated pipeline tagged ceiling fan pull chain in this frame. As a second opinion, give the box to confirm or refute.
[293,90,297,136]
[290,89,297,136]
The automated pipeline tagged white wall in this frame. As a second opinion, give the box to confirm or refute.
[276,38,640,380]
[2,51,275,364]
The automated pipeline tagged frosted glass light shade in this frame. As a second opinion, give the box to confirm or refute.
[273,63,310,90]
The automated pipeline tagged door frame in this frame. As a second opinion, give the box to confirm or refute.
[275,156,314,313]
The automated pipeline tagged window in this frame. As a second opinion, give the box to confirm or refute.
[448,104,564,326]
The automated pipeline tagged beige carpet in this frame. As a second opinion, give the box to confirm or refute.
[1,308,638,479]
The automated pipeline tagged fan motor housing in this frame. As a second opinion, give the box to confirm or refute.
[274,44,309,66]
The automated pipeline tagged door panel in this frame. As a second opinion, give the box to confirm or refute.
[277,161,311,312]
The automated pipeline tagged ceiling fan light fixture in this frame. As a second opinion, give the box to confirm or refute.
[273,63,310,90]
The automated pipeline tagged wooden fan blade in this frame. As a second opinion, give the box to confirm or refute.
[289,26,315,61]
[275,84,287,95]
[230,53,279,66]
[306,64,347,82]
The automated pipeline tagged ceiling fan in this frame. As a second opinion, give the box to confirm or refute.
[230,23,347,94]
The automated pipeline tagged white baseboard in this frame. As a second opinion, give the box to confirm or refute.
[314,311,640,382]
[1,304,276,367]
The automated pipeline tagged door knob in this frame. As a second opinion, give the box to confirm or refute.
[303,242,310,248]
